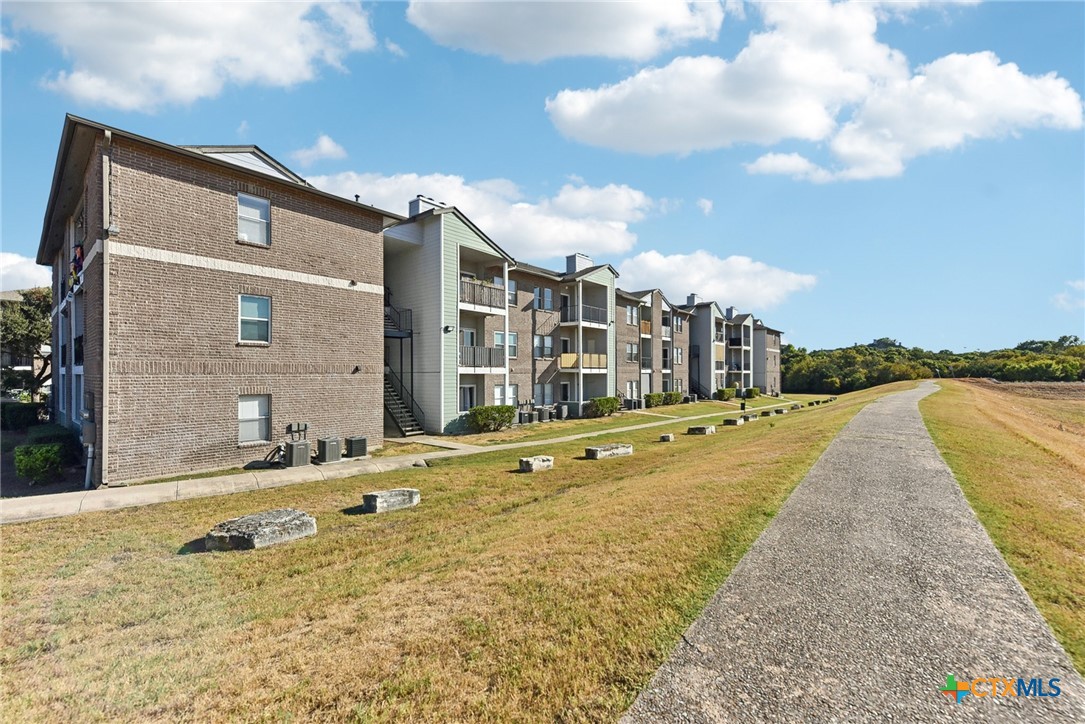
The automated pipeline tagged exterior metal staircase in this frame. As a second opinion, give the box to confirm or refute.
[384,373,424,436]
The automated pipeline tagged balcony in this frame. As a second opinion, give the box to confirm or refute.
[459,346,505,368]
[459,279,505,310]
[559,353,607,370]
[662,359,672,371]
[661,325,672,339]
[728,337,743,346]
[640,320,652,336]
[715,361,726,371]
[640,355,652,370]
[714,332,726,343]
[560,303,608,325]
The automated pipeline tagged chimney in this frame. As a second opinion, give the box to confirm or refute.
[687,293,702,306]
[408,195,445,217]
[566,253,593,275]
[725,305,737,320]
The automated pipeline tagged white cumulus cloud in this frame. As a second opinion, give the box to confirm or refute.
[696,198,714,215]
[618,250,816,310]
[1052,280,1085,312]
[546,0,1082,179]
[0,253,51,292]
[3,2,376,112]
[384,39,407,57]
[291,134,348,167]
[406,0,724,62]
[310,171,655,262]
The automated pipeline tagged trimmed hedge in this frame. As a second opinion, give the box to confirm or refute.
[1,402,45,431]
[27,424,83,464]
[715,388,736,401]
[643,392,664,408]
[14,443,63,485]
[663,391,682,406]
[584,396,620,418]
[466,405,516,433]
[745,387,761,398]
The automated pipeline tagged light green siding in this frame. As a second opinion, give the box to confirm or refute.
[441,218,459,429]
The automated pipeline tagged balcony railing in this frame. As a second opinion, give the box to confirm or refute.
[640,320,652,336]
[661,325,672,339]
[662,359,672,371]
[459,279,506,309]
[640,355,652,370]
[728,337,742,346]
[714,332,726,343]
[559,353,607,369]
[560,303,608,324]
[459,345,505,368]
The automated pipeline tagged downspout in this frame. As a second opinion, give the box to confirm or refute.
[100,130,112,486]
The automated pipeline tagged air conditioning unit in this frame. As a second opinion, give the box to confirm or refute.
[317,437,340,464]
[345,436,367,457]
[285,440,310,467]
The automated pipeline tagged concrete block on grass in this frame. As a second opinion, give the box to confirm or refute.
[362,488,421,514]
[659,433,676,442]
[205,509,316,551]
[519,455,554,472]
[723,417,744,426]
[687,425,716,435]
[586,443,633,460]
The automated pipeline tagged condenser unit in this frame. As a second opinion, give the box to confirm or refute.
[345,436,367,458]
[317,437,341,464]
[285,440,310,467]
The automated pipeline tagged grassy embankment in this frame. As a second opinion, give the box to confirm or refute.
[1,383,903,721]
[920,380,1085,674]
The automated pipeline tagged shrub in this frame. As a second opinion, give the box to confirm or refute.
[14,443,63,485]
[27,424,83,464]
[745,387,761,398]
[662,391,683,406]
[643,392,664,408]
[466,405,516,433]
[715,388,736,401]
[1,402,45,431]
[583,396,620,418]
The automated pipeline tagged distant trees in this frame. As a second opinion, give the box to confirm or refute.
[782,337,1085,393]
[1,287,53,400]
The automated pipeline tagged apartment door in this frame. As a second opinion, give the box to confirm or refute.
[560,293,571,312]
[459,385,475,412]
[460,328,476,347]
[561,337,571,354]
[561,382,571,402]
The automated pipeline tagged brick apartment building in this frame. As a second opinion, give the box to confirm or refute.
[37,117,787,482]
[614,289,691,404]
[37,115,401,485]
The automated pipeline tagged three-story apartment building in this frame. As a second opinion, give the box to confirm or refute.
[615,288,691,404]
[37,115,399,485]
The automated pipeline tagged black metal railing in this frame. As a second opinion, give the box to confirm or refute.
[459,346,505,368]
[640,354,652,370]
[385,367,425,430]
[560,303,608,324]
[384,302,412,333]
[459,279,505,309]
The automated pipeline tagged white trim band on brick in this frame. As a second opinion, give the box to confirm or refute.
[109,242,383,296]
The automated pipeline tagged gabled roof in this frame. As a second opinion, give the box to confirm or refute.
[180,145,308,185]
[677,299,725,319]
[517,261,618,284]
[729,313,753,324]
[387,206,516,265]
[37,115,405,264]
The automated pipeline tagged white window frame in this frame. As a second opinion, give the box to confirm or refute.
[238,294,272,343]
[533,383,554,405]
[507,332,518,359]
[237,193,270,246]
[676,347,683,365]
[459,385,476,412]
[238,394,271,444]
[507,279,517,305]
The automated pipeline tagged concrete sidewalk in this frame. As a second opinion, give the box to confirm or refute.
[623,381,1085,723]
[1,398,806,525]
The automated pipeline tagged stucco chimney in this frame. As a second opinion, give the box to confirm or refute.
[687,293,702,306]
[566,253,593,274]
[408,195,445,217]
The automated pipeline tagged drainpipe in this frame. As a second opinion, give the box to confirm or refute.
[100,130,112,486]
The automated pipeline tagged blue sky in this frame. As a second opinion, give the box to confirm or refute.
[2,1,1082,351]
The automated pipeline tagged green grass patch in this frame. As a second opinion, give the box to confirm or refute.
[0,383,913,721]
[920,381,1085,674]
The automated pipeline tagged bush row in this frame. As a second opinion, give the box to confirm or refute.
[583,396,620,418]
[466,405,516,433]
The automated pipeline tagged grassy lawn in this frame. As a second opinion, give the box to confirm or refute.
[370,441,446,458]
[461,399,806,447]
[0,382,913,721]
[920,380,1085,674]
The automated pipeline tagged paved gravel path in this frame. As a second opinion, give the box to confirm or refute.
[624,381,1085,723]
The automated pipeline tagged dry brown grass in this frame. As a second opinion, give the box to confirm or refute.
[1,382,910,721]
[921,380,1085,673]
[370,441,445,458]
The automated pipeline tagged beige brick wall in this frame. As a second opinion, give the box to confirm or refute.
[85,135,385,483]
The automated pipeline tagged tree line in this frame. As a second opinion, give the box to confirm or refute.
[782,336,1085,394]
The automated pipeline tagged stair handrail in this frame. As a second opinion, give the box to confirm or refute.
[385,366,425,431]
[385,301,413,334]
[690,378,714,400]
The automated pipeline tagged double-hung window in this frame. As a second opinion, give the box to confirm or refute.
[239,295,271,343]
[238,394,270,443]
[507,332,518,358]
[626,305,639,325]
[675,347,683,365]
[625,342,639,362]
[533,334,553,358]
[533,286,553,311]
[238,193,270,246]
[533,383,553,405]
[507,279,518,305]
[675,317,684,333]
